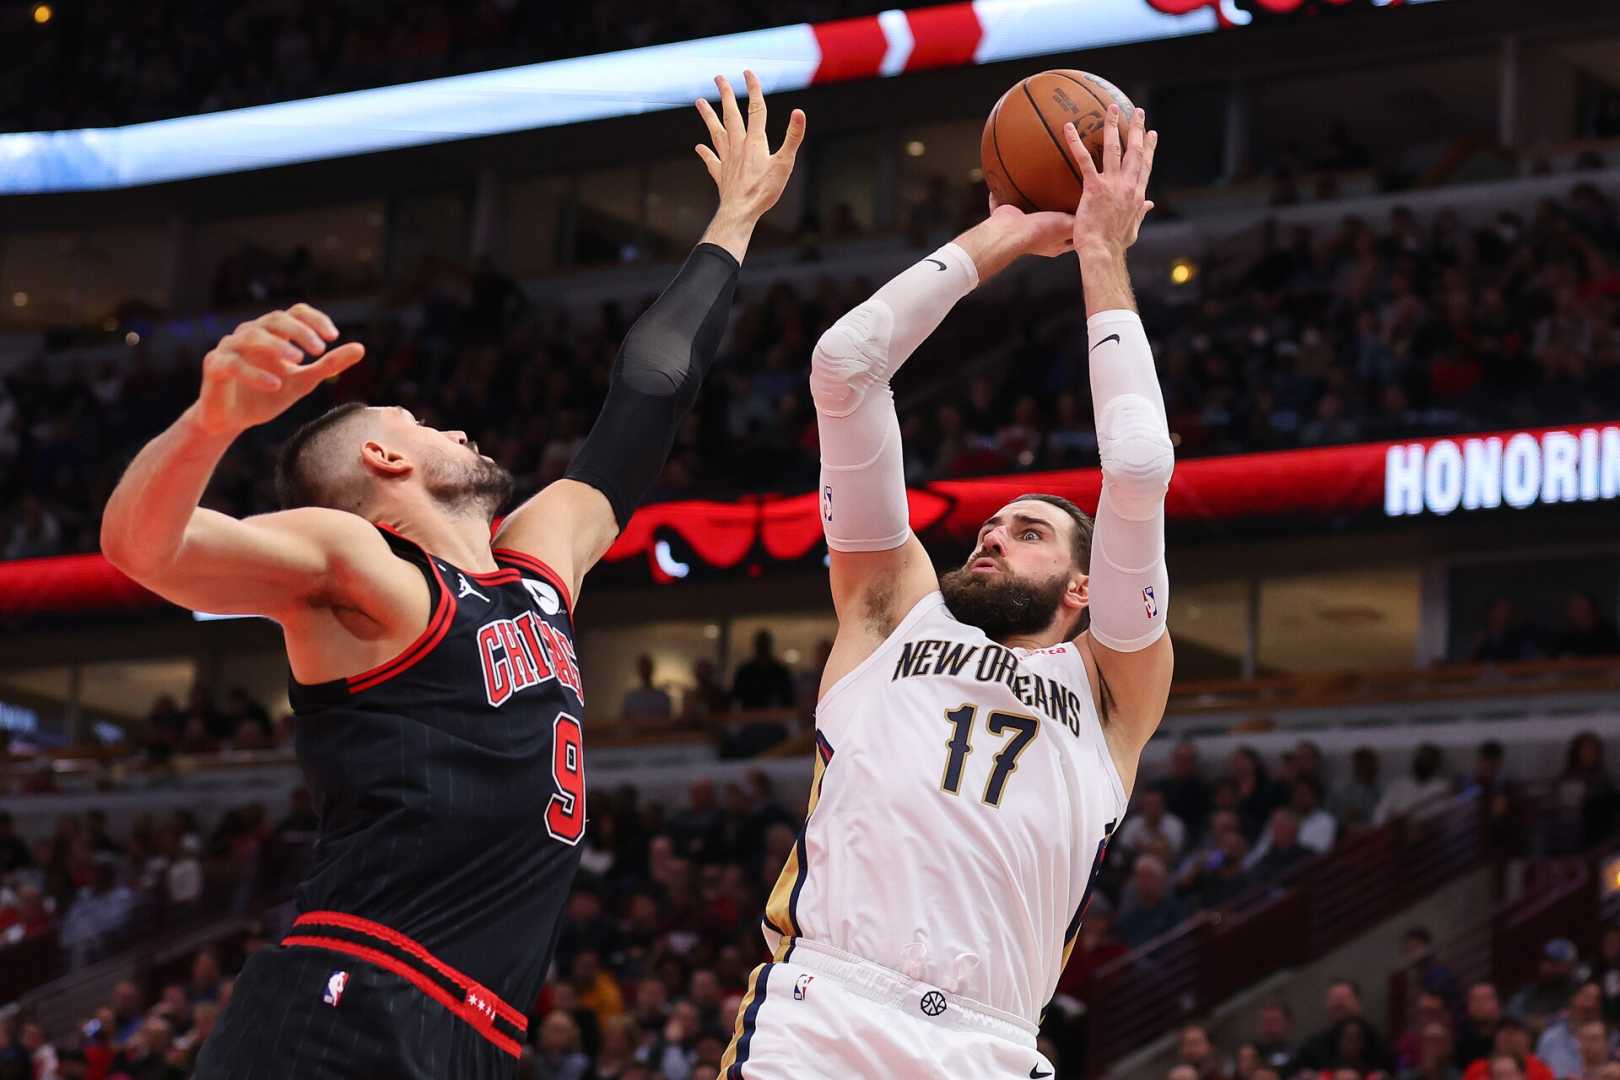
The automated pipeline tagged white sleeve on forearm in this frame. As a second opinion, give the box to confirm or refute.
[811,242,978,551]
[1086,309,1173,652]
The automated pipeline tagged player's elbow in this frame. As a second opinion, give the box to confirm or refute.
[810,303,893,418]
[1098,393,1174,495]
[100,512,177,581]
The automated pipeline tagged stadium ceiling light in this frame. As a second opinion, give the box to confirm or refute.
[31,4,51,25]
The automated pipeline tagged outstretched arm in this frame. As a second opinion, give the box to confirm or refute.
[815,207,1074,687]
[99,306,396,622]
[1065,106,1175,784]
[494,71,805,604]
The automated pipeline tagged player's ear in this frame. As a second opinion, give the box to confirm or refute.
[1069,570,1089,612]
[360,438,412,479]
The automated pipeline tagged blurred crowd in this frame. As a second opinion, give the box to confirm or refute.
[0,0,899,132]
[3,728,1615,1077]
[5,183,1620,564]
[1162,929,1620,1080]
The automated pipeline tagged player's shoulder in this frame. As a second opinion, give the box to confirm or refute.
[245,507,416,583]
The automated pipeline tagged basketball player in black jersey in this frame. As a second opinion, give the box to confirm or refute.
[100,73,802,1079]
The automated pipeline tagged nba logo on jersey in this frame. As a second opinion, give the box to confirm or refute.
[323,970,348,1007]
[1142,585,1158,619]
[794,974,815,1000]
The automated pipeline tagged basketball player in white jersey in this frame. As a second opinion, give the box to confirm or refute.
[719,105,1170,1078]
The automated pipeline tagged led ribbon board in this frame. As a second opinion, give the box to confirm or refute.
[0,0,1431,194]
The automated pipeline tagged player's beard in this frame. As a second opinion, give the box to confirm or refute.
[425,452,514,521]
[939,561,1070,642]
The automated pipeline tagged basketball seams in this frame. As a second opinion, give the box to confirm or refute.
[988,92,1039,213]
[1019,79,1086,190]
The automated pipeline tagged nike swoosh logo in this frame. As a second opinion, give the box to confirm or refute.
[1090,333,1120,352]
[925,258,948,271]
[1030,1069,1053,1078]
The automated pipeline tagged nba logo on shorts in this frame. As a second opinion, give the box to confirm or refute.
[323,970,348,1007]
[794,974,815,1000]
[822,484,833,523]
[1142,586,1157,619]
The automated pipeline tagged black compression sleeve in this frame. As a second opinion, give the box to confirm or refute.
[565,242,739,529]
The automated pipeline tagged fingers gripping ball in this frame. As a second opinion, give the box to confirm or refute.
[981,70,1135,212]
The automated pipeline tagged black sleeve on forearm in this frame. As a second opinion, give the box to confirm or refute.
[565,242,739,529]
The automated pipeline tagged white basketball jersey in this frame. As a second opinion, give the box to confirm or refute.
[762,592,1127,1026]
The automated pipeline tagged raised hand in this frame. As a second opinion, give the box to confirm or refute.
[1064,105,1158,256]
[694,70,806,260]
[195,303,364,435]
[986,191,1077,258]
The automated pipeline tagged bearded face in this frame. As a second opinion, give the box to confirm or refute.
[423,448,514,520]
[939,558,1071,642]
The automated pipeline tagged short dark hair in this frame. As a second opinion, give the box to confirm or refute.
[275,401,370,511]
[1013,492,1094,573]
[1480,740,1505,763]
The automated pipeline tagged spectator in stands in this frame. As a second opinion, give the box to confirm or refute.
[621,655,674,721]
[1465,1021,1557,1080]
[0,812,30,874]
[1402,1021,1462,1080]
[1161,740,1214,840]
[571,949,626,1029]
[682,658,732,720]
[1548,733,1617,854]
[1254,999,1298,1072]
[1460,984,1508,1070]
[1404,928,1463,1014]
[1553,594,1620,658]
[1375,744,1452,825]
[1512,942,1586,1036]
[1179,1023,1228,1080]
[0,1017,25,1079]
[1117,853,1189,949]
[536,1008,591,1080]
[1596,927,1620,1024]
[1399,993,1458,1070]
[1244,808,1314,880]
[592,1014,643,1078]
[1228,747,1287,844]
[1491,1053,1530,1080]
[1053,895,1127,1003]
[18,1022,56,1080]
[1191,826,1252,908]
[59,862,135,966]
[1295,980,1394,1074]
[1574,1020,1617,1080]
[1537,984,1612,1078]
[1472,598,1543,663]
[1119,789,1188,858]
[1288,777,1337,853]
[1464,740,1529,854]
[730,631,795,710]
[1334,746,1385,833]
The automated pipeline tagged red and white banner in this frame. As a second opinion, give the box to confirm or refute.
[3,419,1610,616]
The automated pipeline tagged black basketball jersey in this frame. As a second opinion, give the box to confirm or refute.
[288,525,586,1013]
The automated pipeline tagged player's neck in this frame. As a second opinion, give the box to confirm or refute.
[376,503,498,573]
[995,628,1070,652]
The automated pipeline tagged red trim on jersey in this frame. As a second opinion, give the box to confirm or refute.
[280,934,523,1058]
[290,911,528,1029]
[490,548,574,617]
[465,568,522,585]
[346,555,455,694]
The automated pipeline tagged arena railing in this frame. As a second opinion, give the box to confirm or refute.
[1385,833,1616,1040]
[4,659,1617,794]
[1085,793,1485,1074]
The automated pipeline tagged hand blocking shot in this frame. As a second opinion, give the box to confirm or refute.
[720,102,1173,1079]
[100,73,803,1080]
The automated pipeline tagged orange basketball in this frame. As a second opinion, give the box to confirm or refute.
[980,69,1135,213]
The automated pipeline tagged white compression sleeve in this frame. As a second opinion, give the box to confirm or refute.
[811,242,979,551]
[1086,309,1174,652]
